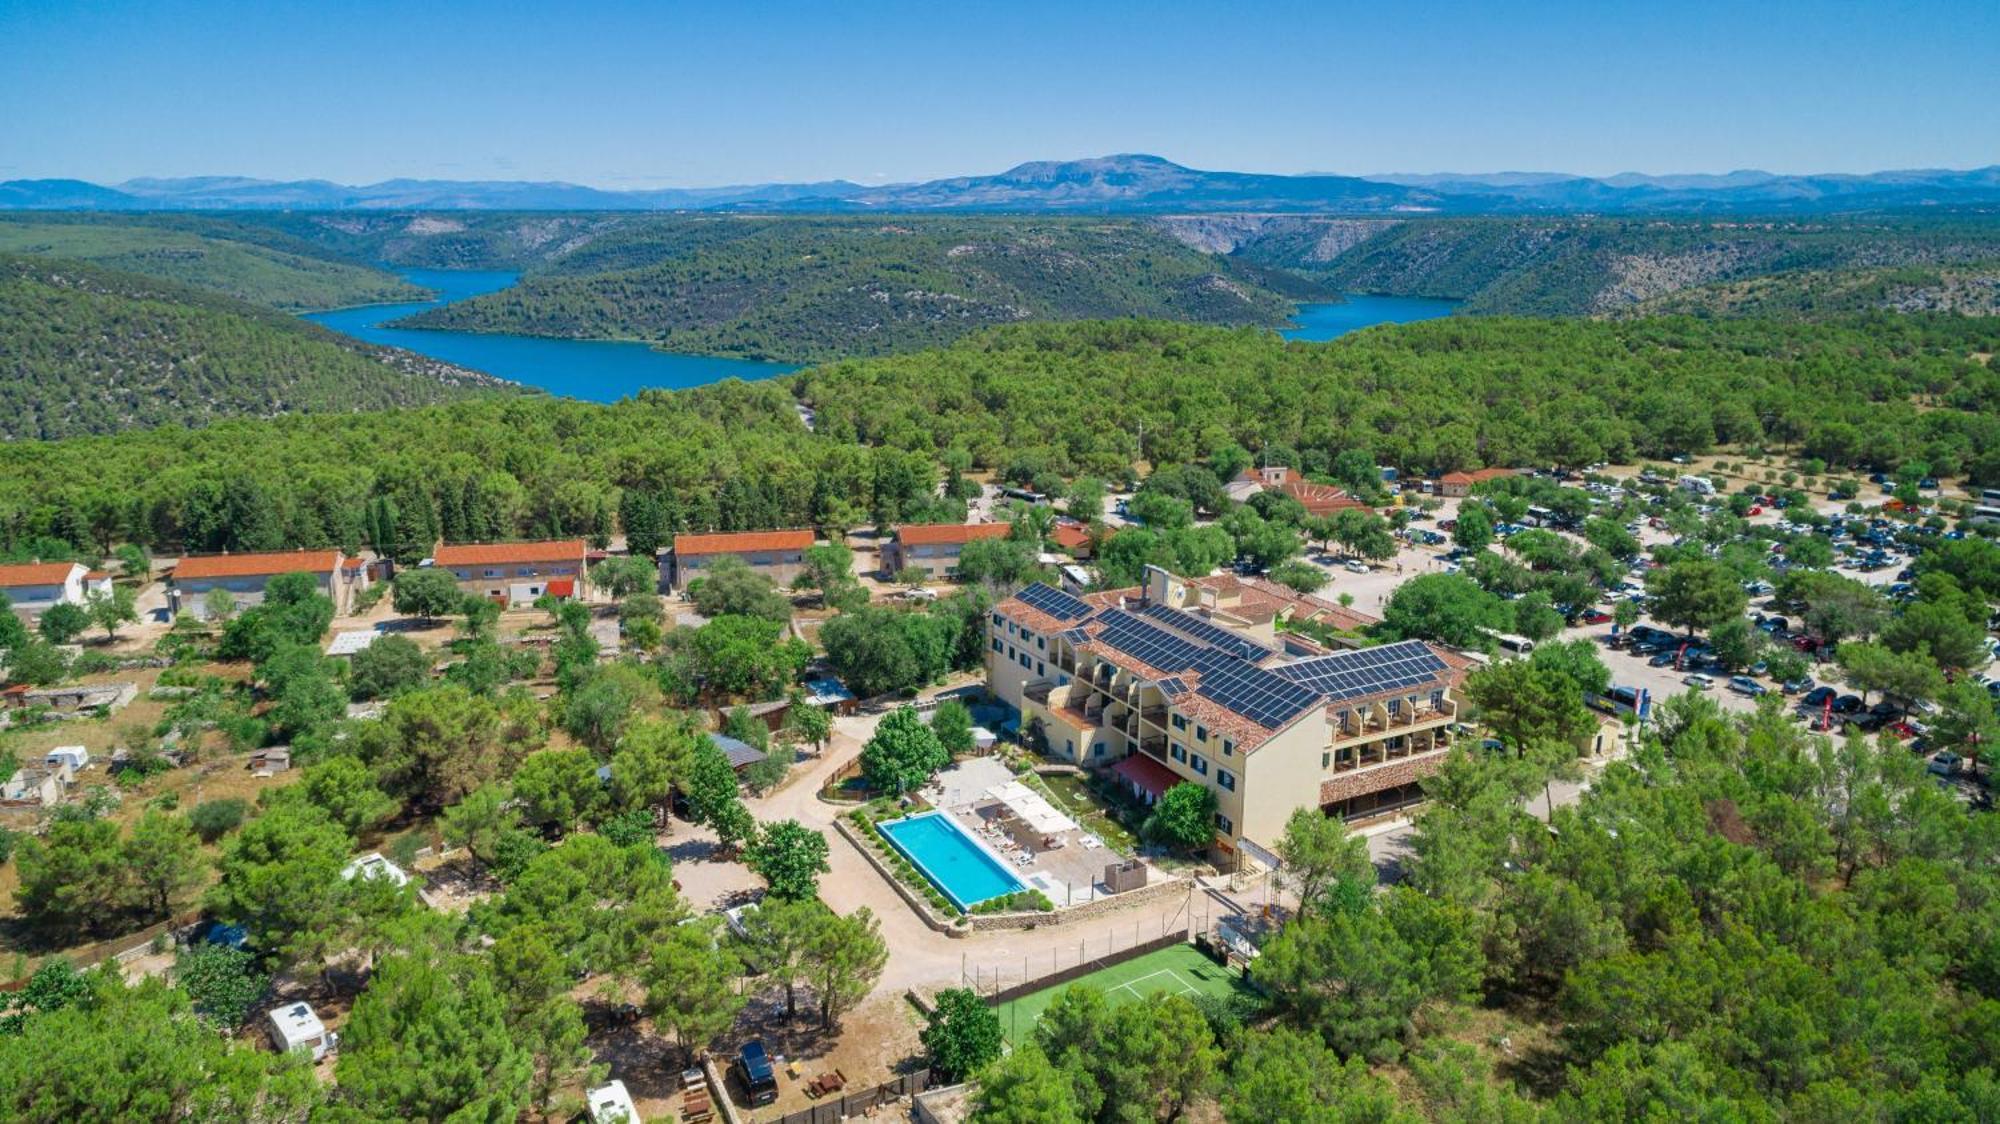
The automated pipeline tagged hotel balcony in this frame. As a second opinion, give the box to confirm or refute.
[1329,699,1455,746]
[1024,679,1056,706]
[1139,735,1168,762]
[1326,724,1454,773]
[1138,706,1168,729]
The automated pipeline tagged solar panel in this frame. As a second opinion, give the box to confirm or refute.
[1014,582,1092,622]
[1136,603,1273,661]
[1189,649,1322,729]
[1158,677,1189,697]
[1271,640,1449,703]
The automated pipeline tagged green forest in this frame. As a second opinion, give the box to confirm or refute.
[1632,264,2000,320]
[1226,215,2000,317]
[0,218,422,310]
[0,255,512,440]
[393,215,1327,362]
[0,311,1994,560]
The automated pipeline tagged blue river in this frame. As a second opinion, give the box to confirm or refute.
[304,269,797,403]
[306,271,1455,401]
[1280,293,1459,341]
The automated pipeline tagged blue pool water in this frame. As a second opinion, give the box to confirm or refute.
[878,812,1026,911]
[304,269,796,403]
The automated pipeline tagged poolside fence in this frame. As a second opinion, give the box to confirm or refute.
[966,915,1194,1006]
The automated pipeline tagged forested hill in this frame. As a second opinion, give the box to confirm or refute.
[0,255,513,440]
[0,216,423,310]
[1195,215,2000,317]
[388,216,1334,363]
[1,313,1995,557]
[1628,264,2000,319]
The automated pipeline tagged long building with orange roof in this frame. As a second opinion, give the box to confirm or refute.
[433,540,588,604]
[662,529,816,591]
[171,549,347,619]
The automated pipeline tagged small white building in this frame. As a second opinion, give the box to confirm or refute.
[0,561,88,616]
[267,1002,337,1060]
[342,852,410,887]
[44,745,89,771]
[587,1079,642,1124]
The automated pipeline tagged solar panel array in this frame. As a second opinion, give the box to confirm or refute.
[1158,677,1189,697]
[1271,639,1449,703]
[1090,608,1321,730]
[1013,582,1093,623]
[1137,602,1272,661]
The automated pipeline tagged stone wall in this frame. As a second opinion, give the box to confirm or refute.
[962,874,1189,931]
[832,815,969,937]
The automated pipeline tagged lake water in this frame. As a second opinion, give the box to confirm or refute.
[304,269,796,402]
[1281,293,1458,341]
[306,272,1453,401]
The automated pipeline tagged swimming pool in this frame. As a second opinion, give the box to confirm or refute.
[877,811,1026,911]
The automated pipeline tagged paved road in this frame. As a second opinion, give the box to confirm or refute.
[747,712,1216,998]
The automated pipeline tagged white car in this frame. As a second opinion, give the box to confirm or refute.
[1682,673,1715,691]
[1343,560,1371,574]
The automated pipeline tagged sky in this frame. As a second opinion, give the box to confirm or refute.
[2,0,1995,187]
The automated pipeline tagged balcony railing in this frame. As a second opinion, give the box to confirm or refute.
[1139,736,1168,761]
[1024,680,1055,705]
[1138,706,1167,729]
[1330,700,1456,744]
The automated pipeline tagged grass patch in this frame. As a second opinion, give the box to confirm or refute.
[1027,770,1140,856]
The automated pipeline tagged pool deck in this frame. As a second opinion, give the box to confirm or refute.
[915,759,1159,910]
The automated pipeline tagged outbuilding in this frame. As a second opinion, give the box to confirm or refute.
[266,1002,337,1060]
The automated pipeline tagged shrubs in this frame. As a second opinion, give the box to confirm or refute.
[971,889,1056,914]
[188,798,250,842]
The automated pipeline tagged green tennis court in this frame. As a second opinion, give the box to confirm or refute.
[991,941,1256,1043]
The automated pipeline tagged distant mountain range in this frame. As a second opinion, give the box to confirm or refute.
[4,154,1998,215]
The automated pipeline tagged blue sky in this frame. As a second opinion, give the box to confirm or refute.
[2,0,1994,186]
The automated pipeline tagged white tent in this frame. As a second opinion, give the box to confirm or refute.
[984,780,1078,836]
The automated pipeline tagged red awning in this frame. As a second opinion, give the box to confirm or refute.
[546,578,576,598]
[1111,753,1180,801]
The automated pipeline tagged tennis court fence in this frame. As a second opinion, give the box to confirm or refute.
[970,921,1193,1007]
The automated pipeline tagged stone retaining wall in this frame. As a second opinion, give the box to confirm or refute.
[963,874,1189,931]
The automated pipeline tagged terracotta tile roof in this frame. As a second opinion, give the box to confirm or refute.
[175,551,340,580]
[672,530,814,555]
[341,558,366,570]
[1280,480,1370,516]
[1320,754,1447,804]
[434,540,586,567]
[0,561,83,587]
[1051,521,1092,550]
[1442,468,1516,486]
[894,522,1011,547]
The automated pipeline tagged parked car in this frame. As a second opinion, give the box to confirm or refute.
[1343,560,1371,574]
[1726,676,1765,697]
[1832,694,1865,714]
[1799,686,1837,709]
[1927,751,1963,777]
[736,1040,779,1107]
[1683,673,1715,691]
[1649,651,1680,668]
[1781,675,1815,694]
[1579,609,1612,625]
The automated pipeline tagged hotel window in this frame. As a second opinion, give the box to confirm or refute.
[1190,755,1208,776]
[1431,689,1445,707]
[516,567,533,577]
[1037,636,1045,650]
[1387,699,1402,716]
[1019,653,1033,670]
[1093,742,1106,757]
[483,569,500,578]
[991,613,1004,627]
[1195,725,1207,742]
[993,639,1003,653]
[1218,769,1236,791]
[1215,813,1234,834]
[1170,743,1186,763]
[1037,661,1046,676]
[1171,714,1187,731]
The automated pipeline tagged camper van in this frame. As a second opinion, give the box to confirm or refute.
[1678,475,1717,497]
[1492,632,1537,657]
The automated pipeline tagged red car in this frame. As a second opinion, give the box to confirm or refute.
[1579,609,1613,625]
[1791,635,1820,653]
